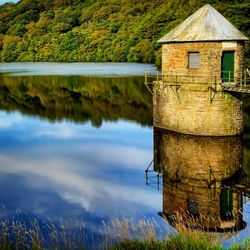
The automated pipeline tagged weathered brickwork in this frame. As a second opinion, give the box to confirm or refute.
[154,129,243,180]
[236,42,245,76]
[154,129,244,230]
[154,41,245,136]
[162,42,244,79]
[153,83,243,136]
[162,42,220,79]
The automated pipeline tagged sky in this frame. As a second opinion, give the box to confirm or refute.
[0,0,19,4]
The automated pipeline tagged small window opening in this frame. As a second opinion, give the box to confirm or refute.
[189,52,200,68]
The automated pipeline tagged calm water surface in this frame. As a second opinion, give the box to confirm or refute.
[0,63,250,248]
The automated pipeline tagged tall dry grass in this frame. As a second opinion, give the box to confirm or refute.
[103,211,250,250]
[0,207,249,249]
[103,217,166,243]
[0,210,87,249]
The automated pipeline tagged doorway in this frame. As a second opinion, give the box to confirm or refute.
[221,51,234,83]
[220,187,233,220]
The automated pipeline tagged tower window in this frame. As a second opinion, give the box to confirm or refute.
[189,52,200,68]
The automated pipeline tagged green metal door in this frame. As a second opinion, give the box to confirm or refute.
[221,51,234,83]
[220,187,233,220]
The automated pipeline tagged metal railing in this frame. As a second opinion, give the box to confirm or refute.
[145,70,250,87]
[234,70,250,87]
[145,159,162,190]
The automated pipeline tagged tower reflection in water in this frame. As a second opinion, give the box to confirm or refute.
[149,128,248,234]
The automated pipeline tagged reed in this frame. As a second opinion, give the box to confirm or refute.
[103,217,217,250]
[0,209,249,250]
[104,214,250,250]
[0,212,87,249]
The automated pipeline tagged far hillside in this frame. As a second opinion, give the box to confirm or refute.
[0,0,249,66]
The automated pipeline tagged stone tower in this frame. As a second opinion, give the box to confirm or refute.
[154,4,248,136]
[154,128,245,232]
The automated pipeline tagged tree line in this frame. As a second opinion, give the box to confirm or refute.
[0,0,249,66]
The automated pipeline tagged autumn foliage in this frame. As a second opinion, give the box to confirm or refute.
[0,0,249,66]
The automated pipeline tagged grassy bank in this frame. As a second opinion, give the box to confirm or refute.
[0,216,249,249]
[104,218,250,250]
[109,235,250,250]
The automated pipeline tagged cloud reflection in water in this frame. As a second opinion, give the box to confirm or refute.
[0,111,161,226]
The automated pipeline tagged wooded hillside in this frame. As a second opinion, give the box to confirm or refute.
[0,0,249,66]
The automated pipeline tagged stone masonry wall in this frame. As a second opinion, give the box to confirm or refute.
[155,41,245,136]
[153,83,243,136]
[162,41,244,79]
[154,129,242,183]
[154,129,243,229]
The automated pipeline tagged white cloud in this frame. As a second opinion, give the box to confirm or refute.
[0,148,159,216]
[0,111,23,129]
[36,128,78,139]
[80,144,152,168]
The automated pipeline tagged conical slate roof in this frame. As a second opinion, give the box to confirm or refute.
[158,4,248,43]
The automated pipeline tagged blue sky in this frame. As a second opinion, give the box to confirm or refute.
[0,0,18,4]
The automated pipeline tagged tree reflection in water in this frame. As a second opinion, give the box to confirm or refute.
[0,74,152,127]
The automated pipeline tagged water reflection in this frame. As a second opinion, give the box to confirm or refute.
[0,62,156,249]
[0,73,152,126]
[0,109,160,248]
[0,62,157,77]
[151,128,250,238]
[1,62,250,247]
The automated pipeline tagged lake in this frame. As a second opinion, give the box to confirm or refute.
[0,62,250,249]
